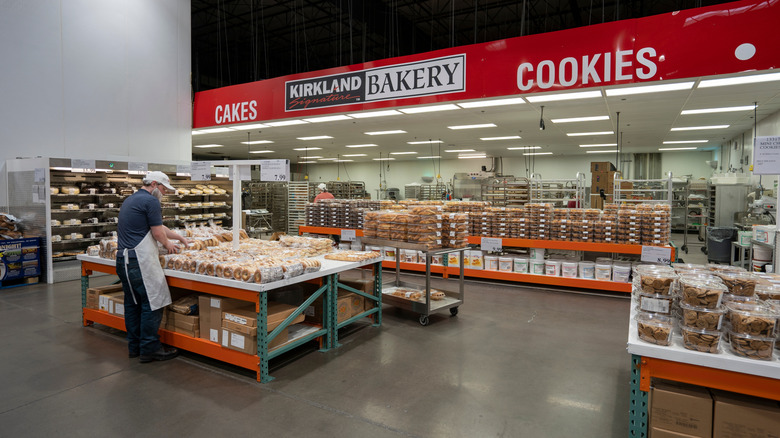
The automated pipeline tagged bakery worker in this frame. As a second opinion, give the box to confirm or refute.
[116,171,189,363]
[313,183,335,202]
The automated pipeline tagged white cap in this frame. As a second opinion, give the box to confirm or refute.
[318,183,327,190]
[144,171,175,191]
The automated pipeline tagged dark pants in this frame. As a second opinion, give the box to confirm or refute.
[116,256,162,355]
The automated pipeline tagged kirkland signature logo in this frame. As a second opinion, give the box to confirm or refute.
[285,54,465,111]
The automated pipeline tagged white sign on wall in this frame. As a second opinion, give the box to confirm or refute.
[190,161,211,181]
[260,160,290,182]
[753,136,780,175]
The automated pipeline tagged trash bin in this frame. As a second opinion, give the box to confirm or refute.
[707,227,737,264]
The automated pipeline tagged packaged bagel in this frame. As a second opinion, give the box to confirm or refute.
[679,277,727,309]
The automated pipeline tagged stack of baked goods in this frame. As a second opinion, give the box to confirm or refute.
[0,213,24,240]
[442,212,468,248]
[640,204,671,247]
[324,250,381,262]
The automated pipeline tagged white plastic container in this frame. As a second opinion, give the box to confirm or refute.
[595,263,612,281]
[514,257,529,273]
[529,248,546,260]
[613,263,632,283]
[753,225,776,244]
[470,250,484,270]
[753,244,773,262]
[579,261,596,279]
[545,260,561,276]
[431,254,443,265]
[448,252,460,266]
[499,257,513,272]
[404,249,418,263]
[562,261,578,278]
[531,259,545,275]
[384,247,397,261]
[484,255,499,271]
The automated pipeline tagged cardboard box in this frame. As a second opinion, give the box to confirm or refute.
[223,307,257,327]
[339,277,377,313]
[338,289,365,316]
[650,427,701,438]
[221,326,288,355]
[99,291,124,313]
[109,294,125,317]
[86,284,124,310]
[168,312,199,332]
[592,171,616,194]
[223,319,257,336]
[591,161,616,172]
[198,295,244,344]
[304,291,352,324]
[650,381,713,438]
[223,302,305,332]
[712,390,780,438]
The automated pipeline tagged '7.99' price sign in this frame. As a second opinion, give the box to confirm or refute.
[641,246,673,264]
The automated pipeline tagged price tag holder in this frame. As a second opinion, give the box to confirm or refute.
[641,246,673,264]
[128,162,148,175]
[260,159,290,182]
[71,159,96,173]
[481,237,502,252]
[341,229,356,242]
[190,161,211,181]
[176,164,191,177]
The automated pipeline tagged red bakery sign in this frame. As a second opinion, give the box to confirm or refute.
[193,0,780,128]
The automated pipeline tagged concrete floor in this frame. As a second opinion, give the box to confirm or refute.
[0,269,634,438]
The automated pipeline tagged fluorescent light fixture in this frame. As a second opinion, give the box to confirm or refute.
[507,146,542,150]
[399,104,460,114]
[407,140,443,144]
[445,149,476,153]
[526,90,602,103]
[579,143,618,148]
[481,136,521,141]
[298,161,317,164]
[659,147,698,151]
[345,144,378,148]
[551,115,610,123]
[342,154,367,157]
[293,147,322,151]
[349,110,402,118]
[335,159,354,162]
[265,119,308,127]
[390,151,418,155]
[457,97,526,108]
[194,144,224,148]
[302,156,322,159]
[318,158,338,161]
[297,135,333,140]
[663,140,708,144]
[191,131,205,135]
[447,123,497,130]
[373,157,395,161]
[671,125,729,131]
[681,105,755,115]
[606,81,694,96]
[248,150,275,154]
[523,152,553,156]
[566,131,614,137]
[364,130,406,135]
[586,150,619,154]
[302,115,352,123]
[458,155,488,159]
[240,140,274,144]
[698,72,780,88]
[193,127,235,134]
[231,123,269,130]
[417,156,441,159]
[51,166,72,171]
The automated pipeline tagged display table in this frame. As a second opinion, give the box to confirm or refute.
[78,254,383,382]
[626,305,780,437]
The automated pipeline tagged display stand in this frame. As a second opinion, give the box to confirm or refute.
[78,254,382,383]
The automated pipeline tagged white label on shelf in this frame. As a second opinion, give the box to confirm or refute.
[341,229,356,241]
[221,330,229,346]
[128,162,148,175]
[210,297,221,308]
[191,161,211,181]
[753,136,780,175]
[641,246,672,264]
[230,332,245,349]
[214,166,230,178]
[481,237,502,252]
[114,303,125,316]
[34,168,45,183]
[71,159,96,173]
[210,328,220,343]
[225,313,248,325]
[176,164,191,176]
[260,159,290,182]
[640,297,670,314]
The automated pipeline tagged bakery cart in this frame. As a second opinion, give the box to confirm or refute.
[681,180,708,254]
[362,237,466,326]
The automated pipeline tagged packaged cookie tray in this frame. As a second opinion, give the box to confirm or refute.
[725,302,778,336]
[728,330,776,360]
[636,312,674,346]
[716,271,759,296]
[679,302,726,330]
[681,325,722,354]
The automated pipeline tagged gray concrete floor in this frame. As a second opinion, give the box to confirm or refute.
[0,270,633,437]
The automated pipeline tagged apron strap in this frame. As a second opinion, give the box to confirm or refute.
[122,248,139,305]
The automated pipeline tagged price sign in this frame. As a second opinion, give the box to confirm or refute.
[214,166,230,178]
[260,159,290,182]
[229,165,252,181]
[128,162,148,175]
[481,237,502,252]
[190,161,211,181]
[71,159,96,173]
[641,246,673,264]
[341,229,356,242]
[753,136,780,175]
[176,164,191,176]
[34,168,45,183]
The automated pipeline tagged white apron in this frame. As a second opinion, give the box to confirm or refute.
[122,231,171,311]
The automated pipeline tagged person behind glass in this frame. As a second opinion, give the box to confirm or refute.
[314,183,335,202]
[116,171,189,363]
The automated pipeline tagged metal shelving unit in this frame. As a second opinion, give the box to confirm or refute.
[529,173,586,206]
[681,180,708,254]
[480,177,530,207]
[287,181,311,234]
[613,172,674,206]
[326,181,367,199]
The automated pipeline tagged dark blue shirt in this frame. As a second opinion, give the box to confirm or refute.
[117,190,163,252]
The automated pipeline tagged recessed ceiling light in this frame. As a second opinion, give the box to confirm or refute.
[659,147,698,151]
[551,115,610,123]
[606,81,694,96]
[349,110,402,118]
[342,154,367,157]
[585,150,618,154]
[231,123,269,130]
[364,130,406,135]
[507,146,542,150]
[458,155,487,159]
[194,144,224,148]
[265,119,309,127]
[417,156,441,159]
[447,123,497,130]
[390,151,418,155]
[663,140,708,144]
[293,147,322,151]
[566,131,614,137]
[579,143,618,148]
[302,115,352,123]
[399,104,460,114]
[445,149,476,153]
[457,97,526,108]
[241,140,274,144]
[481,136,522,141]
[526,90,602,103]
[523,152,553,156]
[407,140,443,144]
[248,150,275,154]
[193,127,235,134]
[681,105,755,115]
[670,125,729,131]
[345,144,378,148]
[297,135,333,140]
[373,157,395,161]
[698,72,780,88]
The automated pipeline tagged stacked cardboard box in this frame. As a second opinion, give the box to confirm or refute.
[86,283,124,310]
[221,302,305,354]
[98,290,125,316]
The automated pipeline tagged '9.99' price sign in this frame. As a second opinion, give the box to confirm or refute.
[641,246,673,264]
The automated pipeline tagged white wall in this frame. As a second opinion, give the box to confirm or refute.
[0,0,191,177]
[660,151,715,181]
[714,108,780,191]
